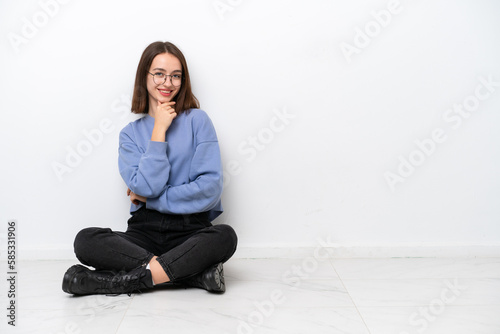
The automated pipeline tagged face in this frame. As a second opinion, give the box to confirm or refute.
[147,53,182,105]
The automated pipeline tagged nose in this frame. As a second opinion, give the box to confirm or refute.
[163,75,175,87]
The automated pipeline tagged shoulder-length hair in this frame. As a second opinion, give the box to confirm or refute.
[131,41,200,114]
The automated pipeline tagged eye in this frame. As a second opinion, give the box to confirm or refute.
[172,74,182,79]
[154,73,166,78]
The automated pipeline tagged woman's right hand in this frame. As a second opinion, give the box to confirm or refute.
[155,101,177,130]
[152,101,176,142]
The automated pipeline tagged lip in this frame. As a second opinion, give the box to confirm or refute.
[158,88,173,97]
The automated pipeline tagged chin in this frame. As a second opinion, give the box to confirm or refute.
[157,96,172,103]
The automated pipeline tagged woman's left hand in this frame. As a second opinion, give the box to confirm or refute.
[127,188,147,205]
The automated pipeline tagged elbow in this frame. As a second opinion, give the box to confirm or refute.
[201,179,223,206]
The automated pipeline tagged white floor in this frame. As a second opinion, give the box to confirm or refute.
[1,257,500,334]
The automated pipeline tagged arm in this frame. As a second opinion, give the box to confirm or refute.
[118,129,171,198]
[146,111,223,214]
[118,101,177,197]
[146,140,223,214]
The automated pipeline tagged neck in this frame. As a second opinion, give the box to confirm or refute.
[148,98,158,118]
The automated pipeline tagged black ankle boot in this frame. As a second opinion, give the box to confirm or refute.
[180,262,225,293]
[62,264,154,296]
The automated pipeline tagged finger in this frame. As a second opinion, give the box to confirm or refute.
[158,105,176,113]
[164,106,176,113]
[162,107,176,115]
[158,100,176,106]
[127,188,131,196]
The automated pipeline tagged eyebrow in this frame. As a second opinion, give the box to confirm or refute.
[151,68,182,73]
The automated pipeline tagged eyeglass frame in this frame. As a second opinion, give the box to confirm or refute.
[148,71,183,87]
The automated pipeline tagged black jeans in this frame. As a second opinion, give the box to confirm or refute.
[73,207,238,281]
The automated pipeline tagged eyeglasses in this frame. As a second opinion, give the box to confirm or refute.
[148,71,183,87]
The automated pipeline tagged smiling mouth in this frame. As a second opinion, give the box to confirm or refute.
[158,89,173,96]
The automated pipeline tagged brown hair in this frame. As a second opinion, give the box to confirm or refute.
[131,41,200,114]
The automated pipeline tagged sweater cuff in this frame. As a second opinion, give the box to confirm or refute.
[146,140,168,156]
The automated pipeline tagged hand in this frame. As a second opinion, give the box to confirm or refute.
[151,101,177,142]
[155,101,177,131]
[127,188,147,205]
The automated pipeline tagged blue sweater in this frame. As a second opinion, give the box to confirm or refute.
[118,109,223,221]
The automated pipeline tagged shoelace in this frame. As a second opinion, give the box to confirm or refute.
[103,270,144,296]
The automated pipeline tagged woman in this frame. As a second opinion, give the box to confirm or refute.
[62,41,237,295]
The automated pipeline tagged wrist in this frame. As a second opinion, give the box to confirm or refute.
[151,123,167,142]
[153,120,168,132]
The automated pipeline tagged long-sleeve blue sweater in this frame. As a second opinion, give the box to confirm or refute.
[118,109,223,221]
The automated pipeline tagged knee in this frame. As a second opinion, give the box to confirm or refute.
[74,227,111,258]
[214,224,238,255]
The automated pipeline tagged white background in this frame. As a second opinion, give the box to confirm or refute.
[1,0,499,258]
